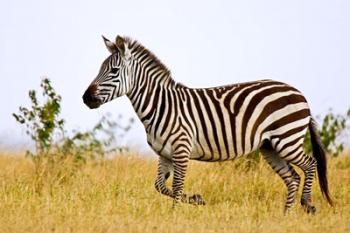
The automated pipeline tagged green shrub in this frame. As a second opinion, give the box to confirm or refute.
[13,78,133,167]
[60,113,134,161]
[13,79,64,156]
[305,108,350,157]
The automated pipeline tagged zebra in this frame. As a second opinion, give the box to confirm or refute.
[83,35,333,213]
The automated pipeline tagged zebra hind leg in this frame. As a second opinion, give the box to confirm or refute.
[292,154,317,214]
[260,148,301,213]
[277,140,317,214]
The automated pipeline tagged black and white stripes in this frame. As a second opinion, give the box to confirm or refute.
[83,35,332,213]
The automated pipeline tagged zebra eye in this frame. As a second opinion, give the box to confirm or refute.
[110,67,119,74]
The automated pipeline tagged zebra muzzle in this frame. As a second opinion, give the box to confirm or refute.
[83,85,102,109]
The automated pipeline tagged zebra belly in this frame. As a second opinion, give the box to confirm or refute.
[190,137,264,162]
[190,138,246,161]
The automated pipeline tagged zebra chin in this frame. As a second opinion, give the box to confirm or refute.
[84,100,102,109]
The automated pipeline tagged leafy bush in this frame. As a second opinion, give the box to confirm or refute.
[13,78,133,168]
[305,108,350,157]
[60,113,134,161]
[13,79,64,156]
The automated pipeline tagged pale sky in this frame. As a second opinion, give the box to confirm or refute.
[1,0,349,151]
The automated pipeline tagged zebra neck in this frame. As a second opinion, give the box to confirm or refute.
[127,71,179,129]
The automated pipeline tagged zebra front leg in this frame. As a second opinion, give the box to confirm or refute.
[187,193,206,205]
[155,156,205,205]
[172,151,206,206]
[154,157,173,197]
[172,152,189,206]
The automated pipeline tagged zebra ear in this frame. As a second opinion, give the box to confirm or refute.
[115,35,126,55]
[102,35,117,53]
[116,35,131,59]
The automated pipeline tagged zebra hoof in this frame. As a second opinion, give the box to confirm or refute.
[301,199,316,214]
[180,194,188,203]
[306,205,316,214]
[188,194,206,205]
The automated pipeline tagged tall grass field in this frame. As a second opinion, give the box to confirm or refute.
[0,150,349,233]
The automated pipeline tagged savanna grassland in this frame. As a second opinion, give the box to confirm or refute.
[0,151,349,233]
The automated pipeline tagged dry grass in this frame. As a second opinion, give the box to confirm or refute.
[0,151,349,233]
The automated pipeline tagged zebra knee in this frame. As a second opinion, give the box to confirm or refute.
[154,179,162,193]
[292,171,301,185]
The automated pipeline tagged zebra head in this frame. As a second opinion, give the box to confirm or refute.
[83,35,132,109]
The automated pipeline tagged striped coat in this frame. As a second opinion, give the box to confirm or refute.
[143,80,310,162]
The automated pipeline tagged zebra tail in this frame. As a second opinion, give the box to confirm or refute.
[309,117,333,206]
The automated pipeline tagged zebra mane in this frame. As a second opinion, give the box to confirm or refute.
[125,37,171,75]
[124,37,186,88]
